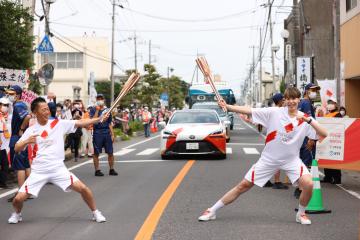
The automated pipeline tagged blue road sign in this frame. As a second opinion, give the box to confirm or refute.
[38,35,54,53]
[160,93,169,101]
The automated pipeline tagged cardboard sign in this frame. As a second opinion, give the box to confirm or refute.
[21,89,38,105]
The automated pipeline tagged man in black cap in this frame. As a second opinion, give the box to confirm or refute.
[6,85,32,201]
[90,94,117,177]
[294,83,320,198]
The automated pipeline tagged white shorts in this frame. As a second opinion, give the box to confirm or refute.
[244,159,310,187]
[18,166,79,197]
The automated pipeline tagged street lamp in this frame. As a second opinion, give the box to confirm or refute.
[167,67,174,80]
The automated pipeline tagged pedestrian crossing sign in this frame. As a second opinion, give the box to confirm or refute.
[38,35,54,53]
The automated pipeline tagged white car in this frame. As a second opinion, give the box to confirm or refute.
[160,109,227,159]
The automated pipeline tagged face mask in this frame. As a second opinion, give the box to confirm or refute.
[8,95,16,103]
[309,92,317,99]
[340,110,345,116]
[56,108,62,112]
[74,104,80,109]
[1,106,8,113]
[97,100,104,106]
[327,104,336,111]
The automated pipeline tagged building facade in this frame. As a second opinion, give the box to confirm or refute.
[340,0,360,117]
[34,36,111,103]
[284,0,335,85]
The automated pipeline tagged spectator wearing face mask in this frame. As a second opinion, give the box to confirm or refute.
[294,83,321,199]
[63,99,73,120]
[339,106,349,118]
[322,98,342,184]
[0,97,11,188]
[6,85,31,202]
[90,94,117,177]
[56,103,64,119]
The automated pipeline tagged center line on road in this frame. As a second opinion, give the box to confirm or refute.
[134,160,195,240]
[137,148,159,156]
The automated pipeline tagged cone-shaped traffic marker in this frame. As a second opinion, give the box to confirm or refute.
[295,159,331,214]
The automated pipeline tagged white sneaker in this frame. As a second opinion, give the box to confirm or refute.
[92,210,106,223]
[198,209,216,221]
[8,212,22,224]
[296,212,311,225]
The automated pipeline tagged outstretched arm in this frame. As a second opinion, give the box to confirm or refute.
[218,99,252,115]
[297,114,328,139]
[75,113,109,128]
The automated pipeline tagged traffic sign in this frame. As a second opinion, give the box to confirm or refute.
[38,35,54,53]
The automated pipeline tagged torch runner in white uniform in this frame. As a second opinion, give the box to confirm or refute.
[198,87,328,225]
[8,97,108,224]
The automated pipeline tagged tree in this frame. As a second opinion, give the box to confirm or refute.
[158,75,189,109]
[280,78,286,94]
[0,1,34,69]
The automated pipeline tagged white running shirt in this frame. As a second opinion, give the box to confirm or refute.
[251,107,317,163]
[19,119,76,173]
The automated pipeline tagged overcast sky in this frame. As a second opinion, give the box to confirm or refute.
[34,0,293,98]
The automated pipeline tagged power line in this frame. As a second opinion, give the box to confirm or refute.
[52,34,125,72]
[121,6,260,23]
[50,21,282,33]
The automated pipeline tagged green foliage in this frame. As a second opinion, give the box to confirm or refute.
[28,73,42,94]
[280,78,286,94]
[95,64,189,110]
[158,76,189,109]
[0,1,34,69]
[129,120,144,132]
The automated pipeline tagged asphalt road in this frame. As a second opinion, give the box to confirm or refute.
[0,116,359,240]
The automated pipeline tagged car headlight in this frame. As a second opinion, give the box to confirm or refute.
[163,130,176,139]
[210,130,223,135]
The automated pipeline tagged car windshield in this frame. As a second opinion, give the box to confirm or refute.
[170,112,219,124]
[192,104,226,117]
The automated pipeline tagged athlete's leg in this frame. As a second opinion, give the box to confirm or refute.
[12,192,30,213]
[221,179,254,205]
[71,180,96,211]
[298,174,313,206]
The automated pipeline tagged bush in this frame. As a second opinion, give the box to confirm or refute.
[129,120,144,132]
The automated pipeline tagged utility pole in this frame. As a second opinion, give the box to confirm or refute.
[149,40,151,65]
[268,0,276,95]
[134,32,138,71]
[110,0,115,105]
[333,0,341,104]
[259,27,263,103]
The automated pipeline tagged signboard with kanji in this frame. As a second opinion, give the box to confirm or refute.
[0,68,29,87]
[296,57,312,95]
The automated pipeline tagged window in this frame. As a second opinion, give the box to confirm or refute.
[346,0,357,11]
[41,52,83,69]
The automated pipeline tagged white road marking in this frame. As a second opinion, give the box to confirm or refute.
[100,160,167,163]
[243,147,260,155]
[226,147,232,154]
[241,119,266,138]
[124,134,160,149]
[336,184,360,200]
[0,188,18,199]
[235,127,245,130]
[114,148,136,156]
[228,143,264,146]
[137,148,159,155]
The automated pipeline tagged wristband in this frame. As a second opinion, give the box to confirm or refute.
[307,118,312,124]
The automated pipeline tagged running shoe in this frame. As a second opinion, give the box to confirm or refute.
[92,210,106,223]
[198,209,216,221]
[109,169,118,176]
[8,212,22,224]
[95,170,104,177]
[296,212,311,225]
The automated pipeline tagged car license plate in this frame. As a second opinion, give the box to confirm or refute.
[186,142,199,150]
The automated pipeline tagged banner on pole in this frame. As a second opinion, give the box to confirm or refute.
[0,68,29,87]
[21,89,39,105]
[296,57,312,95]
[316,117,360,171]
